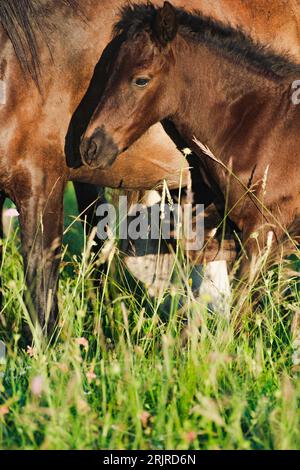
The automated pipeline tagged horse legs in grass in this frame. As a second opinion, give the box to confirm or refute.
[15,176,66,340]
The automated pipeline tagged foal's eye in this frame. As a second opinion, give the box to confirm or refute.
[133,77,151,88]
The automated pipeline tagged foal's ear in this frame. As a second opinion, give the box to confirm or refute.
[154,1,178,47]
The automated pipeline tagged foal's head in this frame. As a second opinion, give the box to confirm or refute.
[80,2,179,169]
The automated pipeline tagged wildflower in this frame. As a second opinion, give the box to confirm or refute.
[26,345,36,358]
[86,365,96,384]
[30,376,44,396]
[75,337,89,350]
[182,147,192,157]
[140,411,150,428]
[185,431,197,444]
[0,406,9,417]
[4,208,19,217]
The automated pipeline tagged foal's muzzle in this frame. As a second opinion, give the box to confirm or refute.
[80,126,119,169]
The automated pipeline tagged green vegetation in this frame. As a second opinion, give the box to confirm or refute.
[0,184,299,450]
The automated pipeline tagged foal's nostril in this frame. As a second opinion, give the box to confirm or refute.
[86,140,98,162]
[80,126,120,168]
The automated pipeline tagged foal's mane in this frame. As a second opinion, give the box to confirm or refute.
[0,0,79,87]
[114,2,300,80]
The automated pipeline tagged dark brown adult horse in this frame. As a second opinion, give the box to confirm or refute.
[80,1,300,276]
[1,0,299,339]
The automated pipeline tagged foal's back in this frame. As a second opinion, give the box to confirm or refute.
[176,0,300,60]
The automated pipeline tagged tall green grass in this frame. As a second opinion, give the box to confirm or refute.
[0,183,299,450]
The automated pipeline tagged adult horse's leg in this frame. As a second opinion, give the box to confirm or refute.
[15,174,66,338]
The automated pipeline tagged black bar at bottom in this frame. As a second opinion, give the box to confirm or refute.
[0,449,298,466]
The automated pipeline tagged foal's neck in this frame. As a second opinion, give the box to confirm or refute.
[171,36,292,162]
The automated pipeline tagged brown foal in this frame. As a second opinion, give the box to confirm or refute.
[80,2,300,276]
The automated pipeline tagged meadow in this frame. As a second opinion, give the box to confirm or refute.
[0,183,299,450]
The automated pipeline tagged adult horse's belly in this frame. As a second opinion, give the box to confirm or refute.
[70,123,190,190]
